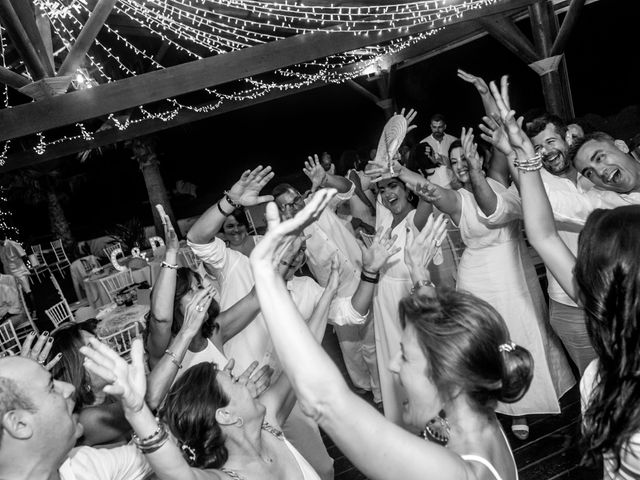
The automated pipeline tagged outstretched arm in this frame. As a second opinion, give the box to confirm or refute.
[187,166,274,244]
[463,127,498,217]
[304,154,352,194]
[489,77,577,301]
[248,191,468,480]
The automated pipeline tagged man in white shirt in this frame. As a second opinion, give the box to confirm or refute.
[420,113,458,166]
[0,356,151,480]
[272,155,380,403]
[525,114,596,374]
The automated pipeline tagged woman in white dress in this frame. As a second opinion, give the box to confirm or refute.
[414,132,574,439]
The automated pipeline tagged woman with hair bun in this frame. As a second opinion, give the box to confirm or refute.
[245,189,534,480]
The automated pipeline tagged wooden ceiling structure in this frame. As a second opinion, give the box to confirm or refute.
[0,0,591,173]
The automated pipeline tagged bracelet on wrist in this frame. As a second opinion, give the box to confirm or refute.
[410,279,435,295]
[360,271,380,284]
[164,349,182,369]
[361,267,379,277]
[133,420,170,454]
[514,152,542,172]
[217,200,233,216]
[223,191,241,209]
[161,261,178,270]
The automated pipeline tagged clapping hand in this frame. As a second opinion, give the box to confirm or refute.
[359,227,401,274]
[461,127,483,172]
[303,154,328,191]
[20,331,61,370]
[226,166,275,207]
[404,213,449,272]
[181,287,215,338]
[488,76,536,159]
[81,338,147,414]
[250,189,336,275]
[161,212,179,253]
[223,359,274,398]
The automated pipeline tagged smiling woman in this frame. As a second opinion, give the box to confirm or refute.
[222,209,261,257]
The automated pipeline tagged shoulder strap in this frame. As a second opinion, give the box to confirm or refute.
[220,468,247,480]
[461,455,505,480]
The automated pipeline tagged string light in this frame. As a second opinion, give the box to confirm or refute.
[11,0,499,159]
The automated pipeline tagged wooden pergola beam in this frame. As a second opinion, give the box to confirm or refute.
[9,0,54,76]
[0,0,536,142]
[478,15,540,63]
[551,0,586,55]
[347,79,381,105]
[0,80,330,173]
[0,0,47,79]
[58,0,118,77]
[0,65,29,89]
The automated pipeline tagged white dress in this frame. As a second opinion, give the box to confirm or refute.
[373,208,416,426]
[456,179,574,415]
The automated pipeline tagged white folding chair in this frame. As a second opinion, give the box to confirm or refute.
[29,244,51,281]
[45,300,74,327]
[15,283,38,341]
[0,320,21,356]
[50,239,71,276]
[98,321,141,358]
[103,242,122,260]
[99,270,134,302]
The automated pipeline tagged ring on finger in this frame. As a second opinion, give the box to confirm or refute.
[37,358,46,365]
[196,305,205,312]
[435,240,442,247]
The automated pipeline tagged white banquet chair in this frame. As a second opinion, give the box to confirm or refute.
[99,270,134,302]
[98,321,141,359]
[45,300,74,327]
[103,242,122,260]
[0,320,21,356]
[50,239,71,277]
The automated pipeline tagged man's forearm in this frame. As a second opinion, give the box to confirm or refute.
[323,173,352,194]
[187,196,234,244]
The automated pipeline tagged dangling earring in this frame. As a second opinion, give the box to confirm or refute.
[235,417,244,428]
[421,411,450,447]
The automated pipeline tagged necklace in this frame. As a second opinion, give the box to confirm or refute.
[421,413,451,447]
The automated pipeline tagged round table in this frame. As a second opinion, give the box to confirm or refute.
[84,263,152,309]
[95,303,149,337]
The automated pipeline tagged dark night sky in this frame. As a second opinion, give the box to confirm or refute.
[13,0,640,242]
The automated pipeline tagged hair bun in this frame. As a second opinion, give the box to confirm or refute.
[498,345,534,403]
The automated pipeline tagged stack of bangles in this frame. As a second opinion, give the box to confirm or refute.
[217,191,241,216]
[132,420,169,454]
[361,269,379,284]
[514,152,543,172]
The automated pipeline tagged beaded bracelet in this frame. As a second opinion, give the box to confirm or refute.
[164,349,182,369]
[132,420,169,453]
[223,191,241,209]
[514,152,543,172]
[161,261,178,270]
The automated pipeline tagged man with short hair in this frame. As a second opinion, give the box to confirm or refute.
[420,113,458,164]
[0,356,150,480]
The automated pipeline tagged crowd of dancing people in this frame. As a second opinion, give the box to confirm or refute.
[1,68,639,480]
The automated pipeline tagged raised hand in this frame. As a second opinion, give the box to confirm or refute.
[359,227,401,274]
[250,189,336,275]
[461,127,483,172]
[399,108,418,134]
[181,287,215,338]
[404,214,449,272]
[410,181,443,204]
[303,154,328,191]
[80,338,147,413]
[365,158,403,182]
[20,331,61,370]
[478,114,513,157]
[226,165,275,207]
[161,212,179,252]
[233,360,274,398]
[488,77,535,159]
[457,69,489,96]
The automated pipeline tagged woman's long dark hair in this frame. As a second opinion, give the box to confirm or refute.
[50,320,99,408]
[399,289,533,414]
[577,206,640,470]
[163,362,230,469]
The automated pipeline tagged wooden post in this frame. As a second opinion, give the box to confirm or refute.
[0,65,29,89]
[529,0,572,119]
[9,0,54,76]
